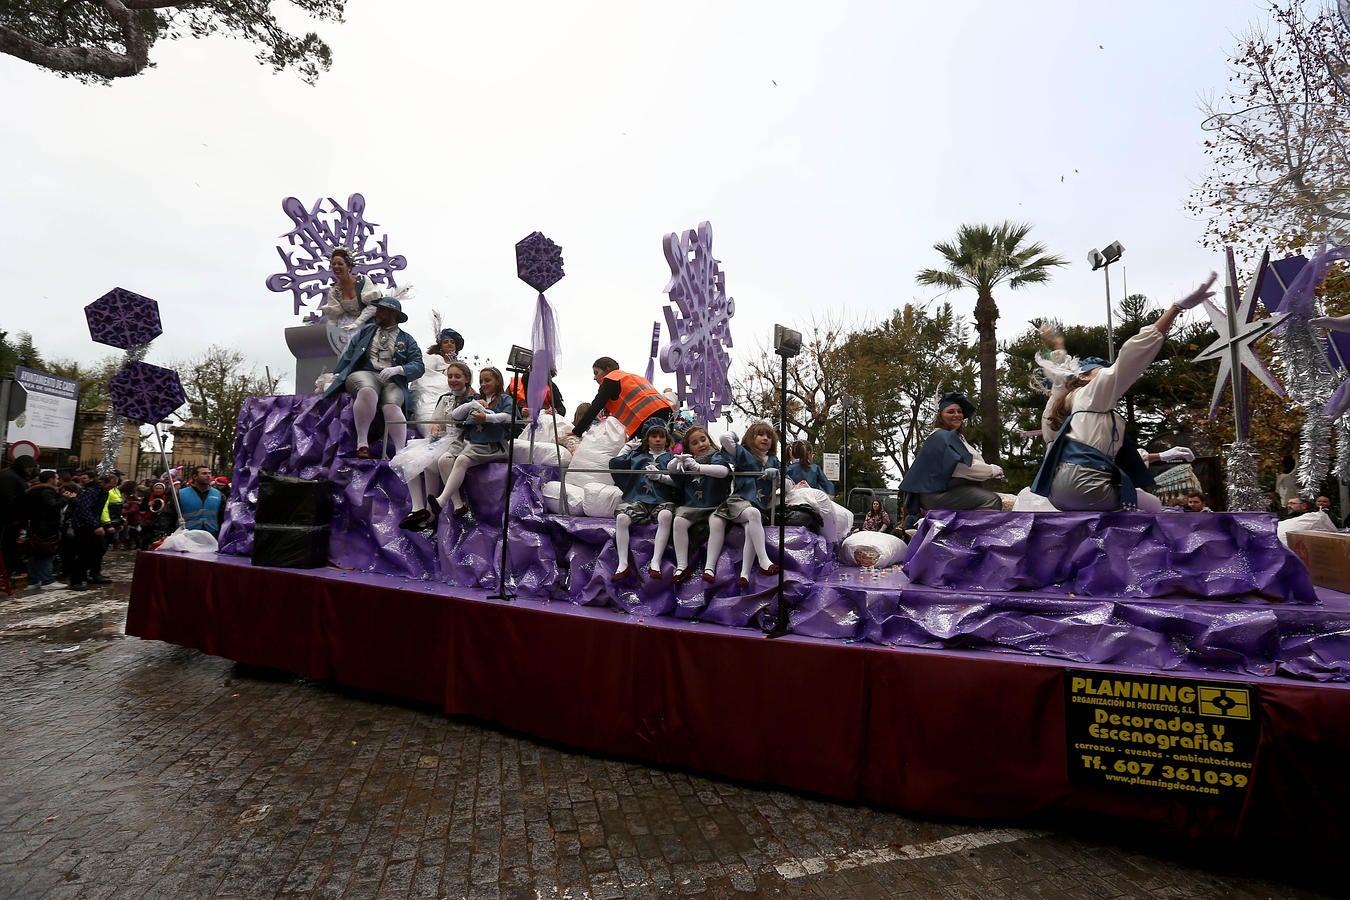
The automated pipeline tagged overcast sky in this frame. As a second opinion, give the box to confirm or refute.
[1,0,1268,415]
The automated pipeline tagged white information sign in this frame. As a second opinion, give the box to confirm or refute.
[6,366,78,449]
[822,452,841,481]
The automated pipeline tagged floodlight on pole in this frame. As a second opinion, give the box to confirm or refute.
[1088,240,1125,361]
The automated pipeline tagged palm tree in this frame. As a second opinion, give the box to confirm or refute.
[916,222,1067,463]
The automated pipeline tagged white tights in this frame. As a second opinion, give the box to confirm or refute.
[434,453,493,512]
[615,509,673,574]
[352,388,408,454]
[703,507,771,579]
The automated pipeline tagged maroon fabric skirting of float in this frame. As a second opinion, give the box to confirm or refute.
[127,550,1350,854]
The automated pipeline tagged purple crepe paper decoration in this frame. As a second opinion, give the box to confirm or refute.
[658,221,735,425]
[1193,248,1286,436]
[515,232,565,294]
[109,361,186,424]
[516,232,565,424]
[1259,254,1309,315]
[265,193,408,317]
[1327,379,1350,420]
[1328,331,1350,373]
[85,288,163,349]
[1277,243,1350,320]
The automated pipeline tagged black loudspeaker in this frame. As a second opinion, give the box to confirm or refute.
[251,471,334,569]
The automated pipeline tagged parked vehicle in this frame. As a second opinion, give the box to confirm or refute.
[846,487,902,531]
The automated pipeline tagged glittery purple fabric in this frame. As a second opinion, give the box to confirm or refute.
[549,518,846,634]
[902,510,1317,603]
[435,464,560,595]
[216,396,1350,681]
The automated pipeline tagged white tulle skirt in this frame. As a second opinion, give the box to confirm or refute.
[389,429,464,483]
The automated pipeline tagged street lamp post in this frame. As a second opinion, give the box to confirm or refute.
[1088,241,1125,362]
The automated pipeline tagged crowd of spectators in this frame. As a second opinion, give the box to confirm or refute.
[0,458,229,592]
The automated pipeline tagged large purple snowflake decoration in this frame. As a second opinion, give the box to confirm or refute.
[85,288,162,349]
[515,232,565,293]
[265,193,408,317]
[109,361,186,424]
[658,221,735,423]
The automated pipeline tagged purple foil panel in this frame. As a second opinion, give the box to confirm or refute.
[515,231,565,293]
[552,518,848,633]
[220,394,355,556]
[108,362,185,424]
[435,465,560,595]
[902,510,1318,603]
[659,221,735,424]
[85,287,163,349]
[329,462,437,578]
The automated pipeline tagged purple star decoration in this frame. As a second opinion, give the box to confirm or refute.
[517,232,565,424]
[85,288,163,349]
[265,194,407,317]
[109,361,185,425]
[658,221,735,424]
[516,232,565,294]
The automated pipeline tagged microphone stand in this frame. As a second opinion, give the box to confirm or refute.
[488,366,527,602]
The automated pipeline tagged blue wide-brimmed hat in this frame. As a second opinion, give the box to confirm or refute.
[437,327,464,350]
[937,392,975,417]
[1079,356,1108,375]
[375,297,408,323]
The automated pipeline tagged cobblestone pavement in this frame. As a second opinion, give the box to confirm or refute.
[0,551,1333,899]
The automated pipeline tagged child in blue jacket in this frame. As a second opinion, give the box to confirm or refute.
[608,425,679,580]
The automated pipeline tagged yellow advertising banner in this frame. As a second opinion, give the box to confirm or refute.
[1064,670,1258,802]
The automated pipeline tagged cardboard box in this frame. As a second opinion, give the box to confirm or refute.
[1286,530,1350,594]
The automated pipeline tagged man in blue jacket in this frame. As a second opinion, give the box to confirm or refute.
[323,297,425,459]
[178,466,224,536]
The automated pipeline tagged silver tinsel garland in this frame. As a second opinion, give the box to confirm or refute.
[1223,440,1267,512]
[1300,410,1333,490]
[1337,417,1350,481]
[98,343,150,475]
[1281,309,1337,493]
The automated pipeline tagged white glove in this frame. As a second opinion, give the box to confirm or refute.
[719,432,739,454]
[623,437,641,453]
[644,463,660,473]
[682,456,702,472]
[1174,273,1218,310]
[1159,446,1195,463]
[989,465,1004,480]
[760,467,779,481]
[667,456,687,473]
[377,365,403,383]
[1310,314,1350,333]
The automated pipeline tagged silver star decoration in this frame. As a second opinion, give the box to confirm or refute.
[1192,248,1287,439]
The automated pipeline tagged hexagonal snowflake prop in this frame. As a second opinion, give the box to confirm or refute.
[109,361,186,424]
[658,221,735,423]
[265,193,408,317]
[85,287,163,349]
[516,232,565,293]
